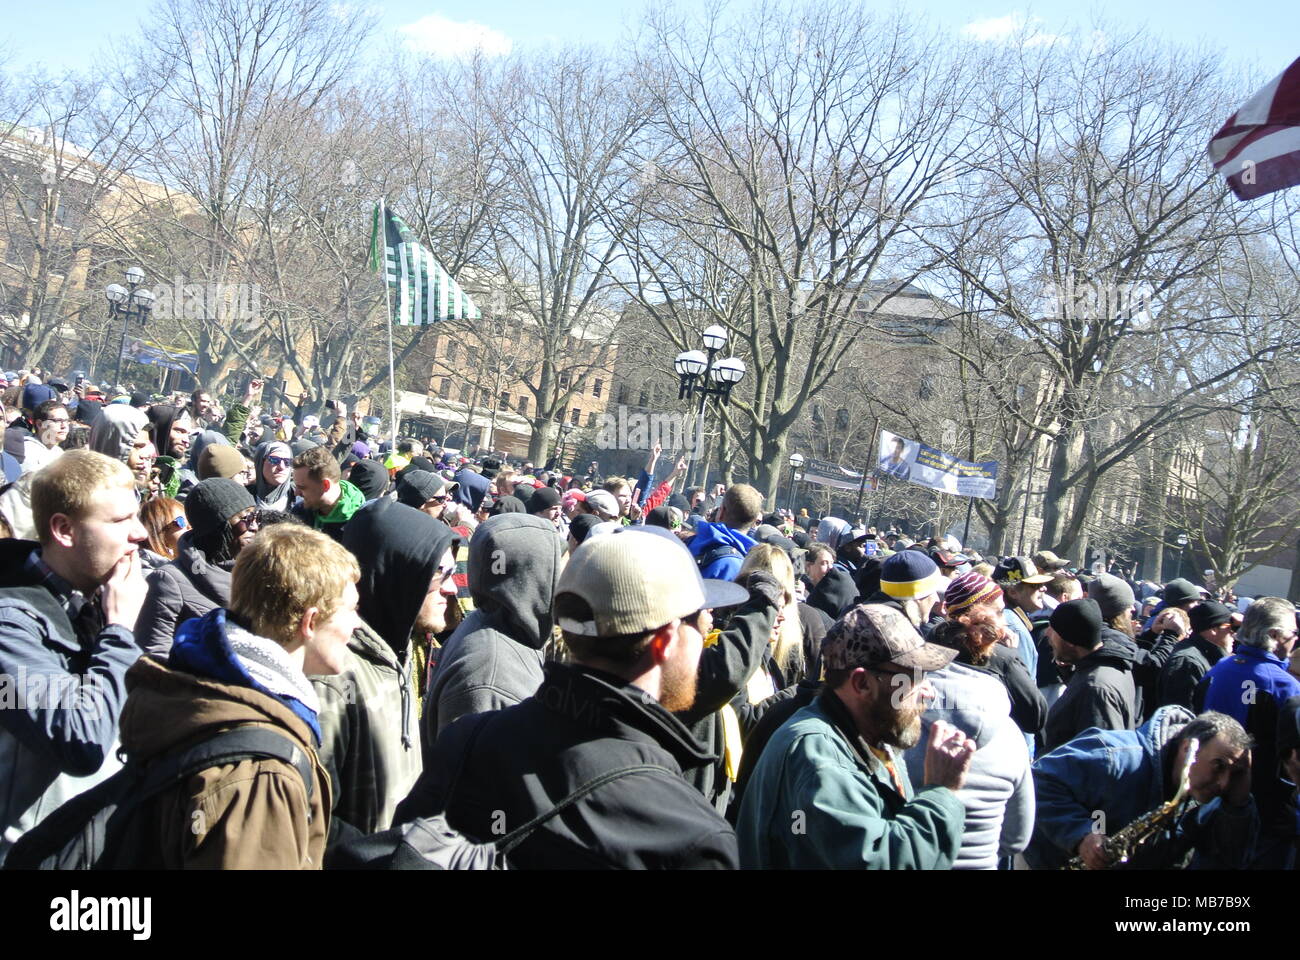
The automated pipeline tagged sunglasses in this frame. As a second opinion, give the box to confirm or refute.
[427,495,450,504]
[169,515,187,531]
[266,456,293,468]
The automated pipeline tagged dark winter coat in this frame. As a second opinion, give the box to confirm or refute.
[134,532,233,659]
[929,632,1048,737]
[1157,635,1226,711]
[395,661,738,869]
[1043,628,1139,752]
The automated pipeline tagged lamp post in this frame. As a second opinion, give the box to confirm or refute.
[106,266,155,390]
[674,324,746,490]
[1176,532,1189,581]
[786,452,804,512]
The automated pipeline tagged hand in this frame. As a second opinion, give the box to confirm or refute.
[672,455,688,476]
[1076,832,1109,871]
[1152,610,1187,638]
[243,379,264,404]
[740,570,786,608]
[997,623,1018,648]
[627,500,642,522]
[298,391,311,406]
[922,720,975,791]
[102,550,148,629]
[713,483,725,498]
[351,410,362,426]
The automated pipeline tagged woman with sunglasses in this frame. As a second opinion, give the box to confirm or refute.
[139,496,187,569]
[135,478,261,659]
[249,440,295,511]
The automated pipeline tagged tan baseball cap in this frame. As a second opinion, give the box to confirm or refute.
[555,528,748,637]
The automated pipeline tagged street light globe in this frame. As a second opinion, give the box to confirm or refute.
[1176,534,1189,547]
[125,266,145,286]
[702,324,728,351]
[132,288,156,308]
[788,452,805,468]
[678,350,707,376]
[711,356,746,384]
[105,283,128,305]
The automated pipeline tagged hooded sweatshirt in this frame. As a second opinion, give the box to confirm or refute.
[687,521,756,581]
[423,513,564,745]
[146,404,191,499]
[292,479,365,543]
[903,661,1034,869]
[115,608,331,868]
[309,499,458,834]
[1043,626,1140,752]
[250,441,294,511]
[88,404,149,464]
[348,459,389,501]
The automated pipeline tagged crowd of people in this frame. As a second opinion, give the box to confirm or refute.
[0,366,1297,870]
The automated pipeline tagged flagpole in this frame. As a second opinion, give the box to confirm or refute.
[381,197,401,444]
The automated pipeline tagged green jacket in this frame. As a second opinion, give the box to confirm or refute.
[220,401,251,445]
[310,621,421,837]
[292,479,364,543]
[155,455,183,500]
[736,690,966,869]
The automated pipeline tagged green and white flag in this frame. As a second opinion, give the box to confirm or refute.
[369,203,481,324]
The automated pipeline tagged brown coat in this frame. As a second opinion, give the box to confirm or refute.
[118,657,331,869]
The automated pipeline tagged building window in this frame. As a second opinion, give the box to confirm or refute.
[468,346,480,368]
[498,391,510,410]
[459,384,471,404]
[517,395,529,416]
[570,407,581,425]
[638,389,649,407]
[593,378,602,398]
[558,372,570,390]
[617,383,629,404]
[447,341,458,364]
[439,378,451,399]
[586,411,597,428]
[479,388,489,408]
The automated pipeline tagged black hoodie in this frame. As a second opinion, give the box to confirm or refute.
[341,498,457,657]
[1043,627,1140,752]
[806,566,858,622]
[422,513,564,746]
[348,459,389,502]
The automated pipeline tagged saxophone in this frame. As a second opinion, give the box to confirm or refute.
[1066,739,1199,870]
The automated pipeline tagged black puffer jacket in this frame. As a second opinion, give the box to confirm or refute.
[1043,627,1139,752]
[395,662,737,869]
[134,532,232,659]
[806,567,857,623]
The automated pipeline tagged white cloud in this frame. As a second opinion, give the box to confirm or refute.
[961,12,1065,47]
[397,13,513,59]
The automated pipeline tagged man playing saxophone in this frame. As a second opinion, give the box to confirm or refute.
[1024,706,1257,869]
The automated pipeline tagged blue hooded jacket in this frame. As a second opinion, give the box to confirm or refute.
[1026,705,1256,869]
[687,521,756,581]
[170,608,321,744]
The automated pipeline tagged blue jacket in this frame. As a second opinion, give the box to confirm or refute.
[687,521,756,582]
[1027,705,1257,869]
[736,691,966,869]
[1200,644,1300,727]
[1004,607,1038,680]
[0,539,138,864]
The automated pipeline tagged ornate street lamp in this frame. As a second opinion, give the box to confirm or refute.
[674,324,746,489]
[786,452,804,511]
[106,266,155,389]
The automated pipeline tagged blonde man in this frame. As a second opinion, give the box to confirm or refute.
[114,524,360,868]
[0,450,148,865]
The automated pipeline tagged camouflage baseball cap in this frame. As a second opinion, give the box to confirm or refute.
[821,604,957,673]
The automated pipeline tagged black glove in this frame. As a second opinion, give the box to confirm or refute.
[740,570,785,608]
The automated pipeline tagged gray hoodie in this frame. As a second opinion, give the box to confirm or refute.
[88,404,149,464]
[423,513,564,745]
[903,661,1035,869]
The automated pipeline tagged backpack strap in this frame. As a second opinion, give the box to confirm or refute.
[98,726,315,866]
[495,763,671,856]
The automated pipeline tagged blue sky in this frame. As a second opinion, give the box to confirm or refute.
[2,0,1295,80]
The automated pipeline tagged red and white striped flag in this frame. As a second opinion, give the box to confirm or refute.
[1208,57,1300,200]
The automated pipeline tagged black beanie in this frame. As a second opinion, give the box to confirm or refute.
[186,478,255,539]
[1050,598,1104,649]
[491,495,526,515]
[568,513,604,544]
[396,470,448,509]
[527,486,561,514]
[512,484,536,509]
[349,459,388,501]
[1190,601,1233,634]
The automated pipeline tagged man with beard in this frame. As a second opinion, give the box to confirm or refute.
[736,603,976,868]
[145,404,194,500]
[395,529,750,868]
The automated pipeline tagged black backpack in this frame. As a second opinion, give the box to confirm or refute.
[331,713,669,870]
[5,726,314,870]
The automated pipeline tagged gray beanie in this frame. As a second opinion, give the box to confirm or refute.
[186,478,255,539]
[396,469,448,509]
[1087,573,1136,621]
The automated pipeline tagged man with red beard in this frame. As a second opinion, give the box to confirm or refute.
[737,603,976,868]
[395,527,769,868]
